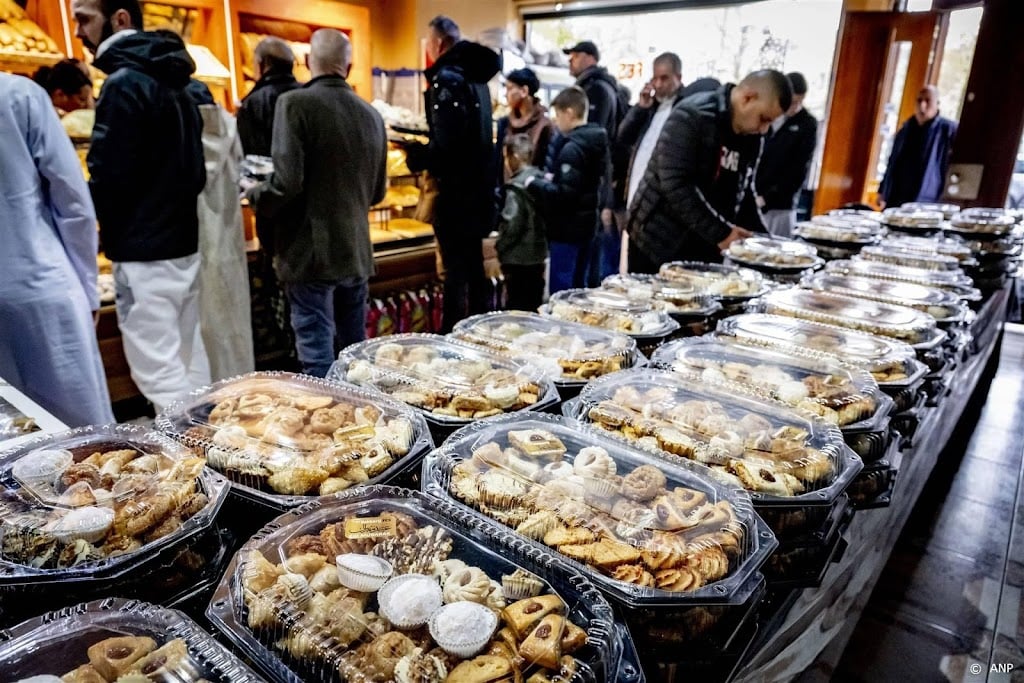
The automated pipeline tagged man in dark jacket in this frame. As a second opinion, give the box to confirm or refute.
[527,86,609,294]
[405,16,501,332]
[73,0,210,411]
[879,85,957,209]
[756,72,818,237]
[247,29,387,377]
[628,70,792,272]
[237,37,299,158]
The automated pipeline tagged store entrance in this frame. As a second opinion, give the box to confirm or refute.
[814,10,947,213]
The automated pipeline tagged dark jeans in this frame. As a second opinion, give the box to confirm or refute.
[502,263,545,312]
[435,224,486,333]
[549,240,591,294]
[586,223,622,286]
[284,276,368,377]
[626,236,662,275]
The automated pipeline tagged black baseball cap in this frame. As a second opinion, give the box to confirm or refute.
[562,40,600,61]
[506,68,540,95]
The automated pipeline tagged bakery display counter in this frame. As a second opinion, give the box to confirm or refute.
[0,0,63,75]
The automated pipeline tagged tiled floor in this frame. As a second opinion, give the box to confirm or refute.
[834,324,1024,683]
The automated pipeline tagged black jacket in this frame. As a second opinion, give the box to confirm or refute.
[576,65,626,208]
[528,123,609,244]
[757,107,818,210]
[249,76,387,283]
[628,85,765,264]
[237,69,300,157]
[407,40,501,235]
[89,31,206,262]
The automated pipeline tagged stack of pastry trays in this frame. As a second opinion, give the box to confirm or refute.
[824,258,980,302]
[947,208,1019,240]
[559,369,861,543]
[880,207,945,235]
[156,372,434,510]
[650,336,895,464]
[206,486,630,683]
[657,261,771,307]
[331,335,559,441]
[793,215,883,251]
[948,209,1023,288]
[0,426,227,623]
[422,414,775,659]
[802,273,969,328]
[900,202,961,219]
[599,274,723,322]
[879,234,976,263]
[1,598,261,682]
[855,245,974,272]
[539,289,680,341]
[724,236,825,278]
[449,311,643,394]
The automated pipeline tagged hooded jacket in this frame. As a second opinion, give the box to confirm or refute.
[528,122,610,245]
[88,31,206,262]
[407,40,501,235]
[629,85,765,264]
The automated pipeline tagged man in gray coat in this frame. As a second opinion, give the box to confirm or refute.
[248,29,387,377]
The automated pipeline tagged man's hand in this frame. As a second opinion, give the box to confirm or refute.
[717,226,753,251]
[877,200,886,210]
[637,80,656,109]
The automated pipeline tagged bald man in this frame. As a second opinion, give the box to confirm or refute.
[246,29,387,376]
[238,37,299,159]
[627,70,792,270]
[879,85,958,209]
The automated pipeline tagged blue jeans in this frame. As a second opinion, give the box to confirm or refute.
[548,241,591,295]
[586,224,622,286]
[285,277,368,377]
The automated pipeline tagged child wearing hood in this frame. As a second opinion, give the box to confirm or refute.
[496,134,546,311]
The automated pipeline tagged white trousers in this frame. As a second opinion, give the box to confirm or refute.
[763,209,797,238]
[114,253,211,413]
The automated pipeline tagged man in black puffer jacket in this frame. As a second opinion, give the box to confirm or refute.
[406,16,501,331]
[527,87,609,294]
[627,70,792,272]
[74,0,209,410]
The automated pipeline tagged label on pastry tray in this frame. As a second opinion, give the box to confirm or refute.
[344,515,398,540]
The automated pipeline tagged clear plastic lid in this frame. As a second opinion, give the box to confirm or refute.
[650,337,888,429]
[423,413,775,605]
[856,246,964,271]
[961,236,1023,257]
[802,273,966,324]
[568,369,860,504]
[752,288,943,347]
[332,335,558,425]
[824,259,975,291]
[879,235,975,261]
[207,486,621,683]
[827,209,884,222]
[542,289,681,339]
[948,208,1017,236]
[600,275,723,318]
[793,219,880,245]
[0,598,261,682]
[900,202,960,219]
[881,207,944,228]
[0,425,225,583]
[657,262,770,300]
[450,311,639,384]
[726,237,824,272]
[156,372,433,506]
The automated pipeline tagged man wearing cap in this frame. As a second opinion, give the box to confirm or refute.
[564,41,622,142]
[756,72,818,238]
[496,68,553,183]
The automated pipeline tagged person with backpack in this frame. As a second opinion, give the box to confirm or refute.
[496,134,546,311]
[526,87,609,295]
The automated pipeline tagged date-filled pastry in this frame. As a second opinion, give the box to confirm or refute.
[129,639,195,679]
[518,614,565,669]
[86,636,157,680]
[501,595,565,639]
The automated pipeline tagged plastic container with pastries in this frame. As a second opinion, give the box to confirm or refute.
[156,372,433,509]
[649,336,892,432]
[449,311,643,388]
[880,207,945,233]
[801,273,969,327]
[422,414,773,655]
[827,208,885,223]
[961,235,1023,261]
[792,216,882,248]
[856,245,971,271]
[657,261,771,303]
[330,334,559,432]
[946,208,1019,239]
[599,274,723,320]
[878,234,975,262]
[899,202,961,219]
[824,259,980,300]
[207,485,628,683]
[724,237,825,274]
[0,425,226,586]
[0,598,262,683]
[750,287,946,350]
[539,289,681,340]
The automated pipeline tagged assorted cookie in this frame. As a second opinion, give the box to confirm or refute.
[44,636,205,682]
[446,427,746,593]
[239,512,587,682]
[0,440,211,570]
[544,290,675,335]
[727,237,821,269]
[657,263,766,298]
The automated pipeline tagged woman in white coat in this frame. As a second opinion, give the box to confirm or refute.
[0,73,114,427]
